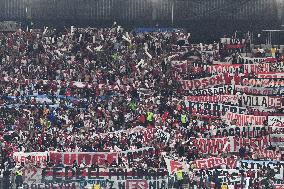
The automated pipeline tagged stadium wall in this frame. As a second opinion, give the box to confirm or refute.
[0,0,282,43]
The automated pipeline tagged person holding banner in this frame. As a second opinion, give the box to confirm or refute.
[0,23,284,189]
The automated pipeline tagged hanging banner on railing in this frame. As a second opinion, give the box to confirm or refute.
[242,78,284,87]
[180,75,225,90]
[224,112,267,126]
[192,136,270,154]
[206,63,271,74]
[204,125,271,138]
[268,116,284,127]
[237,160,284,180]
[185,95,238,104]
[13,152,48,168]
[238,94,283,108]
[269,134,284,147]
[189,85,234,96]
[120,147,157,163]
[243,63,270,74]
[234,85,281,95]
[205,64,242,75]
[22,167,168,189]
[238,57,266,64]
[256,149,281,160]
[185,101,247,117]
[195,157,237,169]
[258,72,284,79]
[49,152,118,167]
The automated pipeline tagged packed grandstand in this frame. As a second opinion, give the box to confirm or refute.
[0,24,283,189]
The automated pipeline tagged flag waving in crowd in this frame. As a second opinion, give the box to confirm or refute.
[0,23,283,189]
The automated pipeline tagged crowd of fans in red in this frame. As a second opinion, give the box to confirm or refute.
[0,23,283,188]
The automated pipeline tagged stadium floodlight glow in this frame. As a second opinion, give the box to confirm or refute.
[262,30,284,32]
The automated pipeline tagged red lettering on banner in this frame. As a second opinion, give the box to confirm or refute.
[223,137,230,153]
[258,149,280,160]
[93,154,107,165]
[202,78,209,87]
[215,75,223,84]
[107,153,118,165]
[207,139,216,154]
[215,158,223,167]
[262,136,269,147]
[250,138,257,149]
[181,75,226,90]
[243,138,249,147]
[209,77,215,85]
[170,160,183,173]
[195,157,237,169]
[49,152,62,165]
[226,112,267,126]
[207,158,215,168]
[258,72,284,79]
[192,139,198,148]
[13,152,48,167]
[186,95,237,104]
[78,154,92,165]
[233,137,239,152]
[268,151,274,159]
[196,160,206,169]
[194,79,201,88]
[215,139,224,153]
[64,153,77,166]
[226,157,237,169]
[255,138,262,148]
[182,81,190,90]
[49,152,118,166]
[200,139,206,153]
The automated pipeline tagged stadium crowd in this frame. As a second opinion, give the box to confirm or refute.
[0,23,283,189]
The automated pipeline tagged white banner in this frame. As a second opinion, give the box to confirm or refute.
[22,167,168,189]
[13,152,48,168]
[234,85,282,95]
[268,116,284,127]
[237,160,284,180]
[258,72,284,79]
[224,112,267,126]
[238,94,282,108]
[189,85,234,96]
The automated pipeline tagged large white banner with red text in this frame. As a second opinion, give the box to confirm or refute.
[13,152,48,168]
[224,112,267,126]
